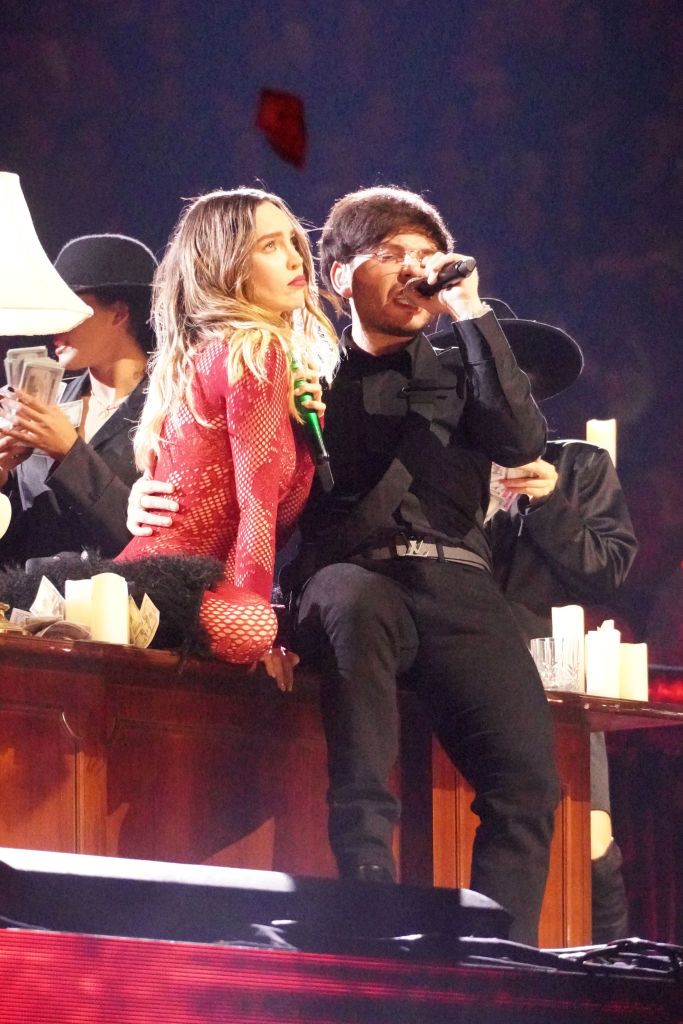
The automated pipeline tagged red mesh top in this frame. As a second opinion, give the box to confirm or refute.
[117,338,313,662]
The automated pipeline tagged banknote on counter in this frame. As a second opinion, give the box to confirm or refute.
[128,593,160,648]
[29,575,66,620]
[10,579,159,647]
[10,608,62,632]
[37,620,91,640]
[9,606,90,639]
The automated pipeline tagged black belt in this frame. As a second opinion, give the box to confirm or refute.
[362,539,488,571]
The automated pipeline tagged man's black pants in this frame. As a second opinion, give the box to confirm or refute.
[295,557,561,946]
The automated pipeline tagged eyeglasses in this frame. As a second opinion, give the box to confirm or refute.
[363,244,438,267]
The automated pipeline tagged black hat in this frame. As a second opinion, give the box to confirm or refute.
[484,297,584,401]
[53,233,157,292]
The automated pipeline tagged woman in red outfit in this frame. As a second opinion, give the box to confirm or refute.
[116,188,338,679]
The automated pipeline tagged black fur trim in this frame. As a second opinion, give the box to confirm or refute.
[0,551,225,657]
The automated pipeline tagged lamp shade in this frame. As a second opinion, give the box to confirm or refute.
[0,172,92,336]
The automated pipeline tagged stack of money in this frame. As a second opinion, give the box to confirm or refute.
[4,344,48,387]
[4,345,64,405]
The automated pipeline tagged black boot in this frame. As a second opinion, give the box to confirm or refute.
[591,840,629,944]
[352,863,395,884]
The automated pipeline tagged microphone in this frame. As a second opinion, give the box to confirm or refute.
[405,256,477,298]
[291,361,334,493]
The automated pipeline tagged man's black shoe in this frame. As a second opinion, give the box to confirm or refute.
[352,863,395,884]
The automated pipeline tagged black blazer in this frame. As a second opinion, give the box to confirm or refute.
[0,373,146,565]
[297,312,546,567]
[488,439,638,639]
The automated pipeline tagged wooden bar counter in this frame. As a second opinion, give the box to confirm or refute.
[1,633,681,948]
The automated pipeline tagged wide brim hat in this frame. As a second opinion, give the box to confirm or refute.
[484,297,584,401]
[53,233,157,292]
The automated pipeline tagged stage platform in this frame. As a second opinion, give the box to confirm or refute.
[1,924,680,1023]
[0,847,681,1024]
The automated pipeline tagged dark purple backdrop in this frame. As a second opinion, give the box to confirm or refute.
[2,0,682,637]
[1,0,682,946]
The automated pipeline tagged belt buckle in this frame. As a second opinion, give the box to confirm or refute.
[399,538,428,557]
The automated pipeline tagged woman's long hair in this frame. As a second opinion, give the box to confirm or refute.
[134,188,338,470]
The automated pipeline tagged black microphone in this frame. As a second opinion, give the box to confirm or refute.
[291,361,334,493]
[405,256,477,297]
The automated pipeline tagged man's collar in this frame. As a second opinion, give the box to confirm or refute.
[341,324,431,364]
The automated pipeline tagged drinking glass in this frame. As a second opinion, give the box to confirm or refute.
[530,636,581,692]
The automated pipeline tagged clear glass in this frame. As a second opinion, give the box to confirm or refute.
[530,636,581,692]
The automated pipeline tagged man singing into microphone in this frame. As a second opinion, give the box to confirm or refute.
[286,185,560,946]
[128,185,560,945]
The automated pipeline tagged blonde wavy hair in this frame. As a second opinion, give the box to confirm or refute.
[134,187,338,470]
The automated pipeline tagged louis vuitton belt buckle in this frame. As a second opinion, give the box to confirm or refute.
[366,539,488,569]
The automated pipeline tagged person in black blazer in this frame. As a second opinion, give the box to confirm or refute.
[0,233,156,564]
[485,298,637,943]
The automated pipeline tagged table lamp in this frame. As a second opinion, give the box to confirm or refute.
[0,171,92,336]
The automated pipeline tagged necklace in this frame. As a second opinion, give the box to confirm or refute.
[89,391,127,416]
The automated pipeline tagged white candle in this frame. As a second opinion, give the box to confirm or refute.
[585,620,621,698]
[90,572,129,644]
[586,418,617,466]
[64,578,92,629]
[552,605,585,690]
[0,492,11,540]
[619,643,649,702]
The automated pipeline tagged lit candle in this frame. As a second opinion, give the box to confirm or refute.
[0,492,11,540]
[90,572,129,644]
[619,643,649,702]
[552,604,585,690]
[586,418,617,466]
[64,578,92,629]
[585,620,621,698]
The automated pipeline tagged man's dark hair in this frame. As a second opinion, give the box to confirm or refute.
[92,286,155,353]
[318,185,453,292]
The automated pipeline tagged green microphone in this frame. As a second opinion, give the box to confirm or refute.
[291,360,334,493]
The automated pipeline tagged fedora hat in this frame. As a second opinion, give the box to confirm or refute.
[484,297,583,401]
[54,233,157,293]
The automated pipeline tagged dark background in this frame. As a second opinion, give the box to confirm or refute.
[2,0,682,643]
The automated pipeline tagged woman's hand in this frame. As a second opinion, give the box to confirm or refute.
[293,363,326,416]
[260,645,300,692]
[0,388,78,462]
[126,470,178,536]
[502,458,558,503]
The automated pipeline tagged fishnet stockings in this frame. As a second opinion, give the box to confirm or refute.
[199,579,278,663]
[118,339,312,662]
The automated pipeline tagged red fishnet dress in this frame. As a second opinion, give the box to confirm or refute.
[117,338,313,663]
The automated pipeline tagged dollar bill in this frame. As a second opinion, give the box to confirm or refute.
[19,358,64,405]
[128,593,160,648]
[486,463,528,520]
[37,620,91,640]
[4,346,49,388]
[10,608,62,633]
[59,398,84,428]
[29,575,66,619]
[0,383,16,430]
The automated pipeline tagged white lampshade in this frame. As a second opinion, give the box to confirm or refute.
[0,172,93,336]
